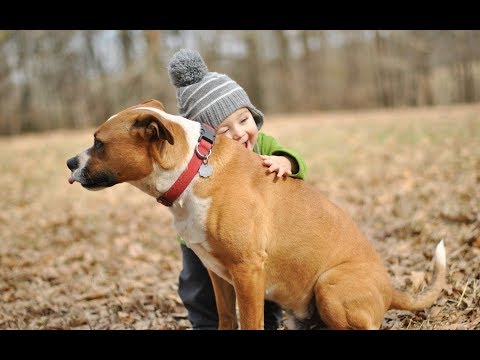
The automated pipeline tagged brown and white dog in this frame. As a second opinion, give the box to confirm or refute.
[66,100,446,330]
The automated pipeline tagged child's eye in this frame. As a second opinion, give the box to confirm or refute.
[218,128,229,134]
[240,118,248,124]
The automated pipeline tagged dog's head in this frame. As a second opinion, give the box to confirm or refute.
[66,100,187,191]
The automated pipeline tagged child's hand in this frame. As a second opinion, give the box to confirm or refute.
[260,155,293,178]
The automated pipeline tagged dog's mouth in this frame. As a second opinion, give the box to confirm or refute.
[68,170,117,190]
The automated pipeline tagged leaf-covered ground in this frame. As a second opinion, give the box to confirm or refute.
[0,104,479,330]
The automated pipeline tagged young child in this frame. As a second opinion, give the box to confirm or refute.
[167,49,307,330]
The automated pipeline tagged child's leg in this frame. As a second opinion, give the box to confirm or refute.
[178,244,218,329]
[264,300,283,330]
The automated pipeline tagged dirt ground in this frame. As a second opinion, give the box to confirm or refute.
[0,103,479,330]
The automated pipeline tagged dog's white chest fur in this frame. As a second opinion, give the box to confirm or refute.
[172,188,211,247]
[172,190,232,283]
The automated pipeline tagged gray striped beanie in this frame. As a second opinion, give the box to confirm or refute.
[167,49,264,130]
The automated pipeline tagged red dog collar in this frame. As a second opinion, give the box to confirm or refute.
[157,124,216,207]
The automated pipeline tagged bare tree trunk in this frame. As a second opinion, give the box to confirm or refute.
[374,31,392,107]
[15,31,34,133]
[463,61,475,102]
[143,30,171,104]
[119,30,134,70]
[196,30,221,71]
[457,61,475,103]
[274,30,293,112]
[300,30,320,110]
[0,31,14,134]
[407,31,434,106]
[417,58,433,106]
[342,31,365,108]
[243,31,264,111]
[145,30,162,70]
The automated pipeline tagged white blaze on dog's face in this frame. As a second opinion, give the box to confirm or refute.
[66,100,190,191]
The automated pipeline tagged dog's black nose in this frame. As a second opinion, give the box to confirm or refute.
[67,156,79,171]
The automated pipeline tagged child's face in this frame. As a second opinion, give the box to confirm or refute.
[216,108,259,151]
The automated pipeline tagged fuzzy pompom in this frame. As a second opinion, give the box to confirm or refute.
[168,49,209,88]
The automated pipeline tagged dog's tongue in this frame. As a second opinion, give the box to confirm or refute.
[68,177,75,184]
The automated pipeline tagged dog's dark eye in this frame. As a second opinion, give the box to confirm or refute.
[94,139,104,150]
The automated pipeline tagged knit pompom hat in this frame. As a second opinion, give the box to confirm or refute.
[167,49,264,130]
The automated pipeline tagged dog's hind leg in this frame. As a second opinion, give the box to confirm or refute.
[313,264,390,330]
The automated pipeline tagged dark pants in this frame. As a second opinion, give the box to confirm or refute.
[178,244,283,330]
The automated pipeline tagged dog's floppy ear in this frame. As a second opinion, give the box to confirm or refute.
[139,99,165,111]
[131,113,174,145]
[146,119,174,144]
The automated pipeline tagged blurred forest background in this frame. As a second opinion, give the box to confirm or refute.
[1,30,480,135]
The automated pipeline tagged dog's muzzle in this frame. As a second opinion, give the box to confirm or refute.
[66,155,117,189]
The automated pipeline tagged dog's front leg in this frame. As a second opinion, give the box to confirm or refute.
[208,270,238,330]
[230,263,265,330]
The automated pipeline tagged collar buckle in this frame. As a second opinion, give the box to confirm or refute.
[198,124,216,144]
[157,196,173,207]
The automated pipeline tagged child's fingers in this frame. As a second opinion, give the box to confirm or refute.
[268,164,284,176]
[261,155,293,178]
[260,155,273,165]
[266,164,291,178]
[277,168,292,178]
[263,157,273,166]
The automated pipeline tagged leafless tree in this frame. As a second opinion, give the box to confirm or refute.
[1,30,480,135]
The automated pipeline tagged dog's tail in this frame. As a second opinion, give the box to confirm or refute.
[389,240,447,311]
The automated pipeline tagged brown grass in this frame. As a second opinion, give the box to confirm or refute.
[1,103,479,330]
